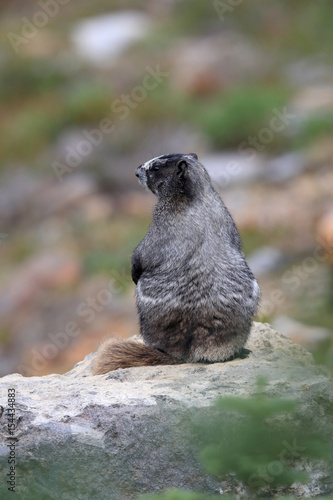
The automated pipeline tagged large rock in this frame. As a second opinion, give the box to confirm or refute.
[0,323,332,499]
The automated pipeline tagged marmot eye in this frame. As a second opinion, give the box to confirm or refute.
[153,166,160,171]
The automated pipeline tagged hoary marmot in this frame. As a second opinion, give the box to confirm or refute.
[92,153,260,374]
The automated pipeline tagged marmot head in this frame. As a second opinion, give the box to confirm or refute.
[135,153,209,200]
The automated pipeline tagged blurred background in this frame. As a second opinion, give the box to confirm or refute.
[0,0,332,376]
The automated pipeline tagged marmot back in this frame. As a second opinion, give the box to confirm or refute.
[92,153,260,374]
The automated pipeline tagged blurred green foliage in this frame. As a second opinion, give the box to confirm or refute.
[200,394,309,490]
[63,80,113,124]
[297,268,333,369]
[140,490,224,500]
[139,378,333,499]
[1,0,333,165]
[0,67,112,162]
[241,226,291,256]
[142,0,333,66]
[0,327,11,347]
[0,58,67,100]
[136,83,291,151]
[191,87,290,150]
[79,215,149,286]
[165,1,220,36]
[216,0,333,59]
[295,115,333,149]
[83,251,130,279]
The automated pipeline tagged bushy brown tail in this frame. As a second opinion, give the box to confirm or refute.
[91,337,174,374]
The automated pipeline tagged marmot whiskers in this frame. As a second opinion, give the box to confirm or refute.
[92,153,260,374]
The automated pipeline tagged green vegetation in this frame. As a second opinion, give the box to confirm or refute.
[0,58,68,101]
[296,267,333,369]
[140,379,333,499]
[1,1,333,165]
[141,494,333,500]
[140,490,224,500]
[294,115,333,149]
[165,1,220,37]
[0,69,113,163]
[241,226,291,256]
[79,215,149,287]
[0,327,11,347]
[187,87,290,151]
[63,80,113,125]
[212,1,333,60]
[136,83,291,151]
[82,251,131,280]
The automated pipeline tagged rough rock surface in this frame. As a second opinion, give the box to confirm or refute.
[0,323,332,499]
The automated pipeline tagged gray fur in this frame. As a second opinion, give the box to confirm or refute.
[132,153,260,363]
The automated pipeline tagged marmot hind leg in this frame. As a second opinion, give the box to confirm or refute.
[91,337,175,374]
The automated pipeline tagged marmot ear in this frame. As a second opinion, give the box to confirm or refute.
[188,153,198,160]
[177,160,188,179]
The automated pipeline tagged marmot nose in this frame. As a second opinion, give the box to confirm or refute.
[135,166,142,177]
